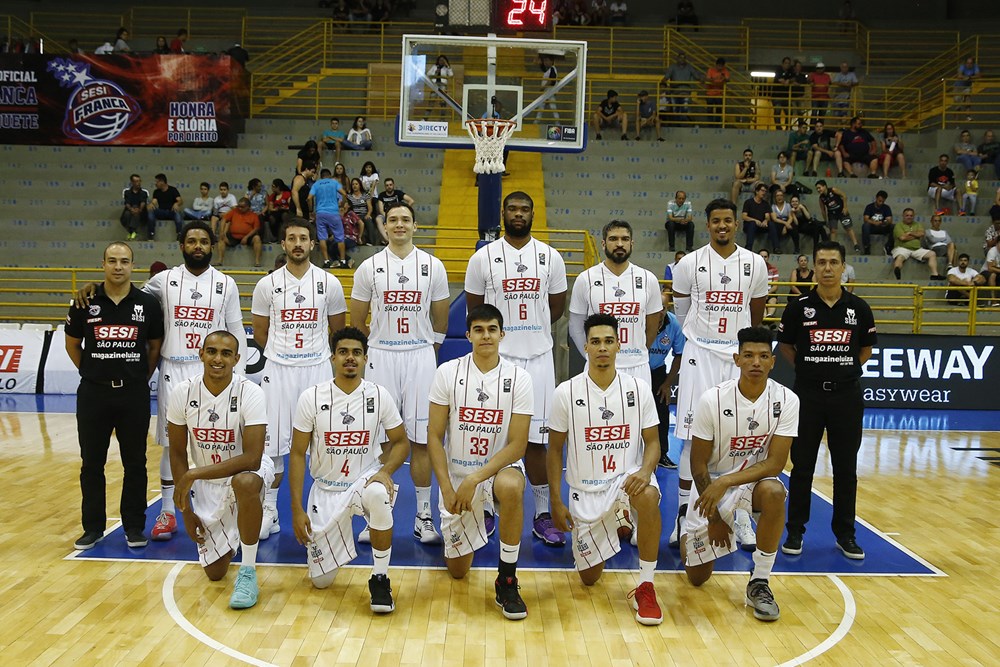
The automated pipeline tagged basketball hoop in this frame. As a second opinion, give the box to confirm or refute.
[465,118,517,174]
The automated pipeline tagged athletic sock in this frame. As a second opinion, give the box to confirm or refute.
[639,559,656,585]
[752,549,777,581]
[499,541,520,579]
[414,486,432,517]
[372,547,391,577]
[241,542,258,568]
[161,485,175,514]
[532,484,550,517]
[264,487,278,509]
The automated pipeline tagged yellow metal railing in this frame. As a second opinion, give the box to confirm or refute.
[26,11,125,53]
[865,30,961,75]
[741,18,866,56]
[0,14,68,54]
[128,7,246,43]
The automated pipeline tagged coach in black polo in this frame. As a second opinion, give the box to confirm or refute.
[776,240,876,561]
[66,242,164,551]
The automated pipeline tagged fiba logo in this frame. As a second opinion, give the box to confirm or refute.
[47,59,140,143]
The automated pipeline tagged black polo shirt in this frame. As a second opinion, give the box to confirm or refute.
[777,287,877,384]
[151,185,181,211]
[122,186,149,209]
[65,284,164,385]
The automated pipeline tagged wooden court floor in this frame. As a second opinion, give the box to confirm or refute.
[1,411,998,667]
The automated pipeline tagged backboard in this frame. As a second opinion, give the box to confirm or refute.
[397,34,587,153]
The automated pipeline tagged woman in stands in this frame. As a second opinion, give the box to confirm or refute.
[879,123,907,179]
[263,178,292,242]
[345,177,374,239]
[770,188,800,253]
[770,151,794,196]
[359,160,380,197]
[789,193,828,251]
[247,178,267,217]
[154,36,170,54]
[332,162,351,193]
[427,55,454,118]
[343,116,374,151]
[296,140,321,175]
[787,254,815,301]
[113,28,131,53]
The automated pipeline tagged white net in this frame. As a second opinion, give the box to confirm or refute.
[465,119,517,174]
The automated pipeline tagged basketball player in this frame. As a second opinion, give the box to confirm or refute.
[350,202,450,544]
[670,199,768,550]
[547,313,664,626]
[569,219,662,387]
[74,221,246,543]
[252,219,347,539]
[681,325,799,622]
[288,327,409,613]
[465,191,568,547]
[166,331,271,610]
[426,304,534,620]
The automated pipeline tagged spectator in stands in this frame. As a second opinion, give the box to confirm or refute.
[590,0,610,25]
[772,57,795,131]
[841,260,856,292]
[831,62,858,117]
[878,122,907,178]
[742,183,778,252]
[977,130,1000,175]
[836,115,879,178]
[183,182,213,222]
[758,248,780,319]
[961,169,979,217]
[154,37,170,55]
[291,163,317,220]
[985,214,1000,255]
[348,0,373,26]
[218,197,263,267]
[635,90,664,141]
[790,60,809,125]
[730,147,760,202]
[770,188,799,253]
[345,177,374,240]
[539,54,561,121]
[862,190,894,256]
[263,178,292,242]
[296,140,321,175]
[340,196,365,249]
[892,208,944,281]
[149,173,184,241]
[789,193,828,250]
[927,154,957,214]
[121,174,149,241]
[67,39,84,55]
[374,177,415,245]
[609,1,628,25]
[225,43,249,66]
[370,0,392,22]
[95,41,114,55]
[788,254,814,301]
[816,180,861,252]
[113,28,131,54]
[210,181,238,237]
[955,57,980,121]
[246,178,266,218]
[665,190,694,251]
[427,55,454,118]
[359,160,380,197]
[343,115,374,151]
[675,0,698,29]
[954,130,982,172]
[309,168,348,269]
[805,118,842,177]
[704,57,730,126]
[788,119,811,175]
[770,151,794,194]
[332,162,350,192]
[946,253,987,305]
[923,213,957,269]
[660,53,702,123]
[992,189,1000,221]
[170,29,188,53]
[808,62,831,119]
[593,89,628,140]
[663,250,685,282]
[984,244,1000,299]
[321,118,346,163]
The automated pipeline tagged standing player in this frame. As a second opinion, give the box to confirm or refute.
[252,219,347,539]
[167,331,271,610]
[350,202,450,543]
[426,304,533,619]
[671,199,769,550]
[569,220,662,387]
[681,326,800,622]
[547,313,664,626]
[288,327,410,612]
[465,191,568,547]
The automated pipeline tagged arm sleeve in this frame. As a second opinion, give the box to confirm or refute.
[350,260,373,302]
[549,251,568,294]
[326,275,347,315]
[639,380,659,430]
[859,301,878,347]
[689,389,717,441]
[65,303,85,338]
[645,271,663,315]
[671,256,691,295]
[430,257,450,301]
[548,383,570,433]
[251,278,270,317]
[242,382,268,427]
[512,368,534,416]
[427,363,452,407]
[568,311,587,356]
[143,271,164,298]
[166,380,188,426]
[568,274,589,315]
[750,255,771,299]
[378,386,404,431]
[774,389,800,438]
[464,251,486,295]
[776,300,799,344]
[291,387,317,433]
[224,277,247,374]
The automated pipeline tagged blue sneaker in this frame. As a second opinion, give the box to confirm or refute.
[229,566,259,610]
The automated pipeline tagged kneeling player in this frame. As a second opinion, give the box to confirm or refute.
[289,327,410,613]
[426,304,534,620]
[681,325,799,621]
[167,331,271,610]
[547,313,665,626]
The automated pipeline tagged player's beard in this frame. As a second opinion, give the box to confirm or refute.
[183,249,212,270]
[605,246,631,265]
[505,218,532,238]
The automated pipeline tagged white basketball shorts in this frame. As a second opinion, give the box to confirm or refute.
[506,350,555,445]
[367,346,436,443]
[156,358,200,446]
[439,461,525,559]
[262,359,334,457]
[674,344,739,441]
[683,476,784,566]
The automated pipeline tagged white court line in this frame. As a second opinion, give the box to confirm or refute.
[776,575,856,667]
[162,562,278,667]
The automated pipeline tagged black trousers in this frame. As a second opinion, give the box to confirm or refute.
[650,364,672,455]
[786,381,864,541]
[862,222,894,253]
[77,380,151,534]
[665,219,694,251]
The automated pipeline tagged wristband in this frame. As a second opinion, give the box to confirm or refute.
[433,332,446,345]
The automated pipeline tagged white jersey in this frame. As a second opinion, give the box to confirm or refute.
[464,236,567,359]
[549,371,658,492]
[251,264,346,366]
[690,378,799,477]
[144,265,242,362]
[671,245,769,359]
[166,373,267,474]
[569,262,662,369]
[292,379,403,491]
[428,354,533,480]
[351,246,449,351]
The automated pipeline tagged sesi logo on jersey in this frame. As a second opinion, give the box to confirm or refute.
[599,302,640,316]
[458,407,504,424]
[809,328,853,344]
[585,424,631,441]
[94,325,138,340]
[192,428,236,443]
[324,431,371,446]
[174,306,214,321]
[705,291,745,305]
[731,434,768,450]
[502,278,541,293]
[281,308,318,322]
[384,290,422,304]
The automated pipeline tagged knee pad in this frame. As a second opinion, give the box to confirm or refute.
[311,568,339,589]
[159,450,173,480]
[679,439,692,480]
[362,481,393,531]
[271,455,284,475]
